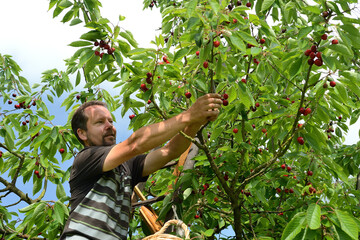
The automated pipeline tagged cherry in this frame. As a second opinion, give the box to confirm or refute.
[59,148,65,154]
[297,136,304,145]
[276,188,281,193]
[196,50,200,56]
[185,92,192,98]
[287,166,292,172]
[304,49,311,56]
[203,61,209,68]
[260,38,265,44]
[281,164,286,169]
[0,151,2,158]
[22,121,26,126]
[311,45,317,52]
[8,100,12,104]
[307,170,313,176]
[332,39,338,45]
[330,81,336,87]
[223,93,229,99]
[255,102,260,108]
[147,100,152,104]
[129,114,135,120]
[322,11,329,17]
[195,214,200,219]
[12,93,17,97]
[213,40,220,48]
[233,128,238,133]
[261,128,267,133]
[314,59,323,66]
[76,95,81,100]
[321,34,328,40]
[94,41,99,46]
[214,197,219,202]
[309,52,316,59]
[246,2,251,7]
[140,83,148,92]
[233,19,238,24]
[304,108,312,116]
[95,51,100,56]
[222,99,229,106]
[241,78,247,84]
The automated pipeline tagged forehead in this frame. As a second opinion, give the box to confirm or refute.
[84,105,111,120]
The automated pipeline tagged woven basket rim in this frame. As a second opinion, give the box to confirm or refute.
[142,219,190,240]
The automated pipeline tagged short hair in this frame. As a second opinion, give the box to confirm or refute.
[71,100,108,146]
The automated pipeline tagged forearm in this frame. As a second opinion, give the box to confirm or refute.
[128,111,192,155]
[163,122,202,159]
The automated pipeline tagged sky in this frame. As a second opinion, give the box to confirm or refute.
[0,0,359,238]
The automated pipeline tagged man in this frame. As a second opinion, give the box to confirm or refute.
[60,93,222,239]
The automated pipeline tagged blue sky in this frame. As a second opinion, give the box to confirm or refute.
[1,0,359,238]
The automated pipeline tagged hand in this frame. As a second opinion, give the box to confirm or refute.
[186,93,223,125]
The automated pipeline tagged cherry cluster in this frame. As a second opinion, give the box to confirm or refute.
[304,45,323,67]
[94,40,115,58]
[149,0,156,8]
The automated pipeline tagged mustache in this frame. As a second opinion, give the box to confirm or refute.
[104,131,115,137]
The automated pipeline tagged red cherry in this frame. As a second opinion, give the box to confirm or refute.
[338,116,342,120]
[309,52,316,59]
[289,188,294,193]
[297,136,304,145]
[246,2,251,7]
[304,108,312,116]
[214,197,219,202]
[260,38,265,44]
[321,34,328,40]
[322,11,329,17]
[261,128,267,133]
[233,19,238,24]
[222,99,229,106]
[146,78,152,84]
[196,50,200,56]
[252,124,255,129]
[12,93,17,97]
[223,93,229,99]
[281,164,286,169]
[330,81,336,87]
[314,59,323,66]
[278,212,284,216]
[299,107,305,115]
[94,41,99,46]
[59,148,65,154]
[22,121,27,126]
[95,51,100,56]
[185,92,192,98]
[332,39,338,45]
[224,174,229,181]
[307,170,313,176]
[233,128,238,133]
[304,49,312,56]
[147,100,152,104]
[76,95,81,100]
[311,45,317,52]
[308,59,314,65]
[287,166,292,172]
[241,78,247,84]
[276,188,282,193]
[163,56,168,62]
[146,72,152,78]
[203,61,209,68]
[34,170,39,175]
[195,214,200,219]
[255,102,260,107]
[213,40,220,48]
[129,114,135,120]
[0,151,2,158]
[8,100,12,104]
[140,83,148,91]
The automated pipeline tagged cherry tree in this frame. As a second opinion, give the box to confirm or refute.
[1,0,360,239]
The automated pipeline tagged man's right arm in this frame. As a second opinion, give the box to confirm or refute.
[102,93,222,172]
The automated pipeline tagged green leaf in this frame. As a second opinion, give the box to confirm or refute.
[238,31,258,46]
[298,26,313,39]
[187,0,198,17]
[204,229,214,237]
[307,203,321,230]
[59,0,72,8]
[228,33,246,52]
[340,24,360,38]
[303,5,321,14]
[174,47,189,62]
[281,212,306,240]
[328,44,353,58]
[70,18,82,26]
[80,30,107,41]
[335,209,358,240]
[56,184,67,199]
[209,0,220,15]
[53,202,65,224]
[261,0,275,12]
[69,41,93,47]
[119,31,138,48]
[289,56,303,77]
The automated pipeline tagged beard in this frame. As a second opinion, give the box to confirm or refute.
[87,131,116,146]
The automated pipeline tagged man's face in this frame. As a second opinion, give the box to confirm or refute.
[81,105,117,146]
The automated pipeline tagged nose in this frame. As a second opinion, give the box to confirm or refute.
[104,120,113,129]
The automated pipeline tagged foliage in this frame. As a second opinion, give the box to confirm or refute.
[1,0,360,239]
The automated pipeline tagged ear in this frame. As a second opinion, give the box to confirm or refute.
[77,128,87,142]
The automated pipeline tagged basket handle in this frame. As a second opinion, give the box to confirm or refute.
[156,219,190,238]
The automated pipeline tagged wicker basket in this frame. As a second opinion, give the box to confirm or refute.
[142,219,190,240]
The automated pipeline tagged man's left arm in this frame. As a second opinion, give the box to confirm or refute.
[142,122,202,177]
